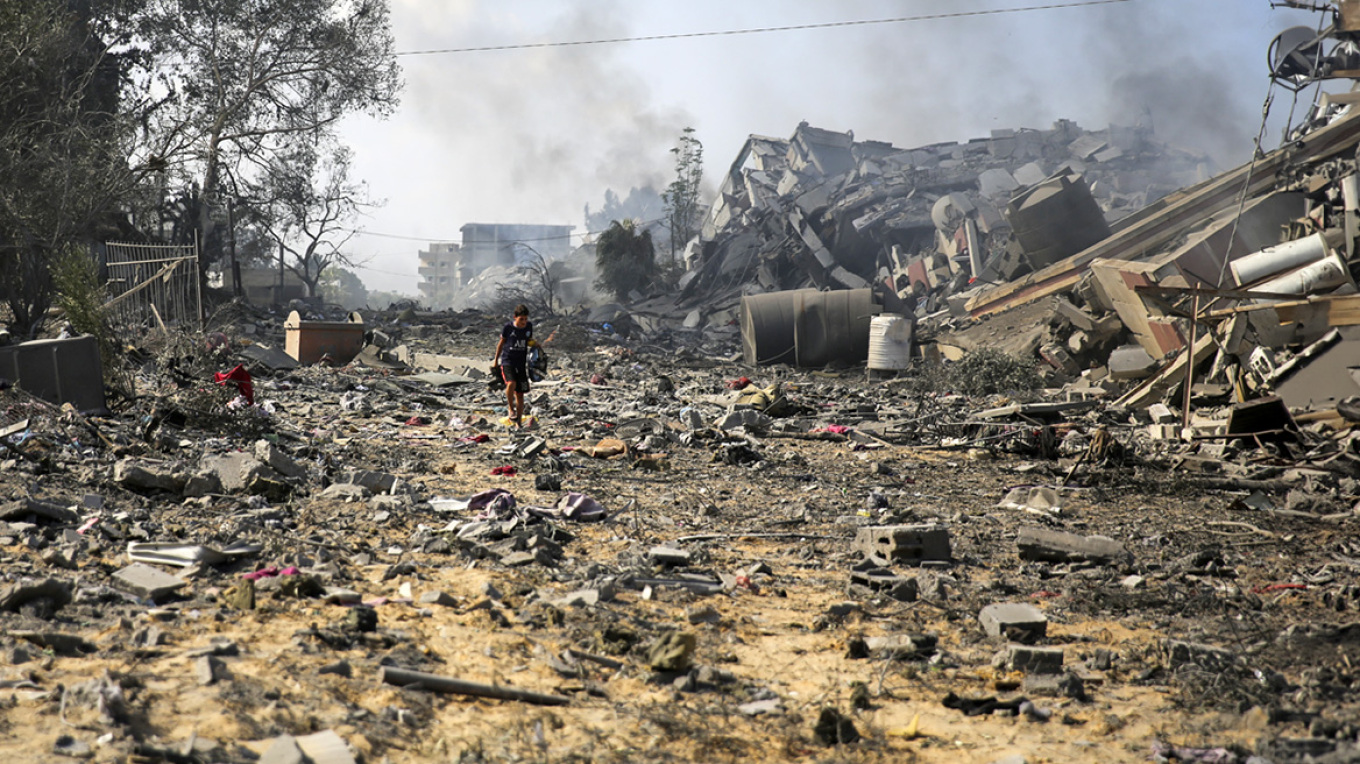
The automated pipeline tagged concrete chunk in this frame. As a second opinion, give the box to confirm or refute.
[260,735,306,764]
[200,452,270,493]
[979,602,1047,641]
[113,460,185,493]
[342,469,400,494]
[295,730,356,764]
[853,524,951,566]
[0,578,72,613]
[863,634,937,660]
[1164,639,1236,671]
[255,440,305,478]
[649,546,691,567]
[1003,644,1064,674]
[714,409,772,432]
[1015,526,1132,566]
[1108,345,1157,380]
[113,563,186,604]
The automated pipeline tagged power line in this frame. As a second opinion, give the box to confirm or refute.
[345,219,666,244]
[396,0,1134,57]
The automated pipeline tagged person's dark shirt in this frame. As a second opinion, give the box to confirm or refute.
[500,321,533,367]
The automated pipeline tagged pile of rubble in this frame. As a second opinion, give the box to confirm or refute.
[2,288,1360,761]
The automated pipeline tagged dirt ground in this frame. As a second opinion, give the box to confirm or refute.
[0,313,1356,763]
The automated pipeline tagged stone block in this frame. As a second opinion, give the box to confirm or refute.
[321,483,370,501]
[854,524,951,566]
[1147,403,1177,424]
[343,469,399,495]
[649,546,691,567]
[979,602,1047,641]
[1108,345,1157,380]
[1004,644,1064,674]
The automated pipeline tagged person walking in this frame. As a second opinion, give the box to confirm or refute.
[493,304,535,427]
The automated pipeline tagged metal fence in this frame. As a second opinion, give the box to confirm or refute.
[104,241,202,334]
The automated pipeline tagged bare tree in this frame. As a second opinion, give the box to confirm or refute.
[253,140,373,299]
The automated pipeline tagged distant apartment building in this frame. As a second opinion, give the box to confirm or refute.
[417,242,463,308]
[417,224,574,308]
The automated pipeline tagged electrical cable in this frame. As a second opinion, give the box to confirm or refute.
[396,0,1135,57]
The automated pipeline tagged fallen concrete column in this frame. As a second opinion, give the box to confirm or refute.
[378,667,571,706]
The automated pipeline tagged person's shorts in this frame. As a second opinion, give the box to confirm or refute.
[501,364,530,392]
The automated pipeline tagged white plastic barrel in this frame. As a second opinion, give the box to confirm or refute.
[866,314,913,371]
[1230,232,1328,286]
[1253,253,1351,298]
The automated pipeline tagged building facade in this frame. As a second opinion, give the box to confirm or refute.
[417,242,462,308]
[417,225,574,309]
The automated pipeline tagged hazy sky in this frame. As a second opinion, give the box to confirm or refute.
[337,0,1327,294]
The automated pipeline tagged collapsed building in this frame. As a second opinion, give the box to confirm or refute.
[662,15,1360,426]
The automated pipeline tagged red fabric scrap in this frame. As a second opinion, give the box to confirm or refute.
[490,465,517,476]
[213,364,255,405]
[726,376,753,390]
[1250,583,1307,594]
[404,416,427,426]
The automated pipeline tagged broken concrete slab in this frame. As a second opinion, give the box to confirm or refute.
[113,459,186,493]
[1014,526,1132,566]
[0,497,77,524]
[238,344,298,371]
[0,578,72,613]
[113,563,187,604]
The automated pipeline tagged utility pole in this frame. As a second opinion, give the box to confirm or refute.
[228,199,242,298]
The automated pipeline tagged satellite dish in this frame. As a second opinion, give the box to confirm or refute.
[1270,26,1325,85]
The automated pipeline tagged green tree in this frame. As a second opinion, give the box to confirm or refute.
[594,219,656,302]
[661,127,704,263]
[319,267,368,309]
[133,0,401,275]
[0,0,139,337]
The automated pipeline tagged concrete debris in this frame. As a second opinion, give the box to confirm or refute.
[979,602,1048,643]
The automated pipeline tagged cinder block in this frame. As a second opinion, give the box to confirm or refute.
[854,524,951,566]
[1005,644,1064,674]
[979,602,1047,641]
